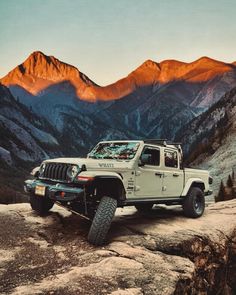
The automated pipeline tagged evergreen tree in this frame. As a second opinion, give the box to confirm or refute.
[232,168,235,182]
[227,174,233,188]
[215,181,225,202]
[232,187,236,199]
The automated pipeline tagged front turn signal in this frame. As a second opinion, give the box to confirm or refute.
[77,176,94,182]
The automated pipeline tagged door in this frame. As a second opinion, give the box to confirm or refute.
[162,149,183,197]
[135,146,163,198]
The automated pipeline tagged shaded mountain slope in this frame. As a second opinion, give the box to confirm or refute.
[2,52,236,142]
[0,83,139,200]
[1,52,236,143]
[0,84,137,165]
[176,87,236,191]
[0,84,62,164]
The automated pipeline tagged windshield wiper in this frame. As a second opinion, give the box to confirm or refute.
[89,155,98,159]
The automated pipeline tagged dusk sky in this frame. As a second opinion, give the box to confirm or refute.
[0,0,235,85]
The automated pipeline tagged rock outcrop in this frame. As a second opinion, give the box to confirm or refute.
[0,200,236,295]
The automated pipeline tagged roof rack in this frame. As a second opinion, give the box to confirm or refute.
[144,139,168,146]
[167,141,182,147]
[144,139,182,148]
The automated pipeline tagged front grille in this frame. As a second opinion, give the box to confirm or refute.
[39,163,72,182]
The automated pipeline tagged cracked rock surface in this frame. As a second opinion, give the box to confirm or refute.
[0,200,236,295]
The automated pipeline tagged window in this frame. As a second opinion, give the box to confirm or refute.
[88,142,140,160]
[164,150,178,168]
[141,147,160,166]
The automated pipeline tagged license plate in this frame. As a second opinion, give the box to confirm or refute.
[35,185,46,196]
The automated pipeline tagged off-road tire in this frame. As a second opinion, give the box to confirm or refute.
[135,203,153,212]
[30,194,54,216]
[183,187,205,218]
[88,196,117,246]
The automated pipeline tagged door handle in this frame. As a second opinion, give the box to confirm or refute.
[173,173,180,177]
[155,172,163,177]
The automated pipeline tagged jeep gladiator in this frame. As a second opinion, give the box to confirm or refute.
[24,140,213,245]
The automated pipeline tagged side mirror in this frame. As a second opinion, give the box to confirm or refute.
[138,154,151,166]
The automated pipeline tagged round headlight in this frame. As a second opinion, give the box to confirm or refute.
[71,165,79,177]
[67,165,79,179]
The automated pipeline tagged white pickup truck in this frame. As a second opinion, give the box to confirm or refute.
[24,140,213,245]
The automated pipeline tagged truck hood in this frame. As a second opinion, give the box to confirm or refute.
[43,157,135,170]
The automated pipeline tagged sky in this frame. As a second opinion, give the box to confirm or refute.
[0,0,236,85]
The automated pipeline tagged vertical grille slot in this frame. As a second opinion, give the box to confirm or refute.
[52,164,56,179]
[57,164,63,180]
[62,165,68,181]
[48,164,53,178]
[54,164,59,180]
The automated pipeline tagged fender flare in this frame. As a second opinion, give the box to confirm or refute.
[78,171,126,201]
[181,178,205,197]
[94,175,126,202]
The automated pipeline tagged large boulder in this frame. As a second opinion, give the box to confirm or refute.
[0,200,235,294]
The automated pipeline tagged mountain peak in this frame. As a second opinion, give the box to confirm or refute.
[3,51,82,82]
[142,59,158,67]
[29,50,46,58]
[193,56,227,67]
[198,56,213,62]
[25,51,56,68]
[0,51,96,96]
[136,59,160,72]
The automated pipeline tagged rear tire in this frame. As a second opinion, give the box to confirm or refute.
[30,194,54,216]
[183,187,205,218]
[135,203,153,212]
[88,196,117,246]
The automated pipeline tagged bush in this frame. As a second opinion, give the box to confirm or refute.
[215,181,226,202]
[216,169,236,202]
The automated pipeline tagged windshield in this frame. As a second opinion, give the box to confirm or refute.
[88,142,140,160]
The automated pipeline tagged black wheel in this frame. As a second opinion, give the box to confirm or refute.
[135,203,153,212]
[88,196,117,246]
[183,187,205,218]
[30,194,54,216]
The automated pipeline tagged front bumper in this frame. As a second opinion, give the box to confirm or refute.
[24,179,84,202]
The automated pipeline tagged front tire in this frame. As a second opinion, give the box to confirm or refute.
[183,187,205,218]
[88,196,117,246]
[30,194,54,216]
